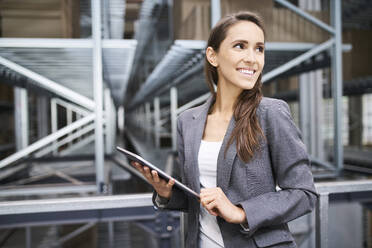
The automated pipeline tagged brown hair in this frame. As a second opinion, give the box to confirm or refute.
[204,11,265,163]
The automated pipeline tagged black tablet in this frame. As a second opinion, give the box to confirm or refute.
[116,146,200,199]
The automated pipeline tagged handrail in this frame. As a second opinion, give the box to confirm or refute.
[0,193,153,215]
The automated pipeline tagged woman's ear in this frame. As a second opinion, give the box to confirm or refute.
[206,47,218,67]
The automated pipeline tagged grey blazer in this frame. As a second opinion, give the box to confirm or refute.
[153,96,318,248]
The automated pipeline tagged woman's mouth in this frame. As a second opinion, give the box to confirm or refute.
[237,68,255,76]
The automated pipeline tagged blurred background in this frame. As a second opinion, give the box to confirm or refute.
[0,0,371,247]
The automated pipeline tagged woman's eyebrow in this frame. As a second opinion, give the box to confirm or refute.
[230,40,265,46]
[230,39,248,44]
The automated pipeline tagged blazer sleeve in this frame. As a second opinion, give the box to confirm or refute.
[152,117,189,212]
[238,100,318,234]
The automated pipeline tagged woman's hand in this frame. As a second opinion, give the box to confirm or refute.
[200,187,246,224]
[131,161,175,199]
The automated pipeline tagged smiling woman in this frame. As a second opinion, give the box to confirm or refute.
[204,13,266,164]
[206,21,265,92]
[132,11,318,248]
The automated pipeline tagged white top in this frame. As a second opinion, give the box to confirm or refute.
[198,140,224,248]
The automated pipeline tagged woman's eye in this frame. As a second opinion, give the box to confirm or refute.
[256,46,264,53]
[234,43,244,49]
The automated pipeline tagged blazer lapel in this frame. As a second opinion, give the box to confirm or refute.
[217,117,237,192]
[186,96,214,193]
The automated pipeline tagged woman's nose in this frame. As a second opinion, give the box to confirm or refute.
[243,49,255,63]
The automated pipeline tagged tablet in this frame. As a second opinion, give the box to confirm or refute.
[116,146,200,199]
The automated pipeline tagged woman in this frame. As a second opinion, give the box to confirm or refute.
[132,11,318,248]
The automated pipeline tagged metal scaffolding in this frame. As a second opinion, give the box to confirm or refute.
[0,0,372,248]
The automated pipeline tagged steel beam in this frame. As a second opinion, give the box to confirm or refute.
[60,134,95,156]
[52,222,96,247]
[92,0,105,193]
[35,123,95,157]
[211,0,221,27]
[316,193,329,248]
[51,98,58,155]
[105,88,114,154]
[26,227,31,248]
[331,0,343,173]
[0,185,97,197]
[117,106,125,134]
[275,0,335,34]
[176,93,210,115]
[262,38,334,83]
[0,56,95,111]
[170,87,178,152]
[0,38,93,48]
[54,98,90,117]
[67,106,73,146]
[0,38,137,49]
[0,194,153,215]
[154,97,161,148]
[14,87,29,151]
[36,96,49,139]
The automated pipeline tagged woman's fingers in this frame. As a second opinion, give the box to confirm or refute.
[205,201,218,216]
[131,162,155,183]
[130,162,174,198]
[151,170,160,183]
[131,161,143,172]
[143,166,155,182]
[166,178,175,188]
[200,195,215,207]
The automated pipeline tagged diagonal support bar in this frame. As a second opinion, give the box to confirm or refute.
[262,38,334,83]
[0,114,95,169]
[54,98,91,116]
[275,0,335,34]
[0,56,95,111]
[52,222,97,247]
[35,123,95,157]
[177,92,211,115]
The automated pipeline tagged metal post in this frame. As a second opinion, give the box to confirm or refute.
[316,193,329,248]
[111,95,117,152]
[154,97,160,148]
[299,73,310,151]
[210,0,221,27]
[105,88,114,154]
[170,87,178,152]
[26,226,31,248]
[67,106,73,146]
[37,96,49,139]
[92,0,105,193]
[108,221,114,248]
[142,105,147,135]
[77,113,82,141]
[145,102,151,139]
[14,87,29,151]
[51,98,58,155]
[102,0,110,39]
[331,0,343,172]
[118,106,124,134]
[314,70,325,160]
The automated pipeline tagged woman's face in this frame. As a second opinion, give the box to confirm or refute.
[207,21,265,91]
